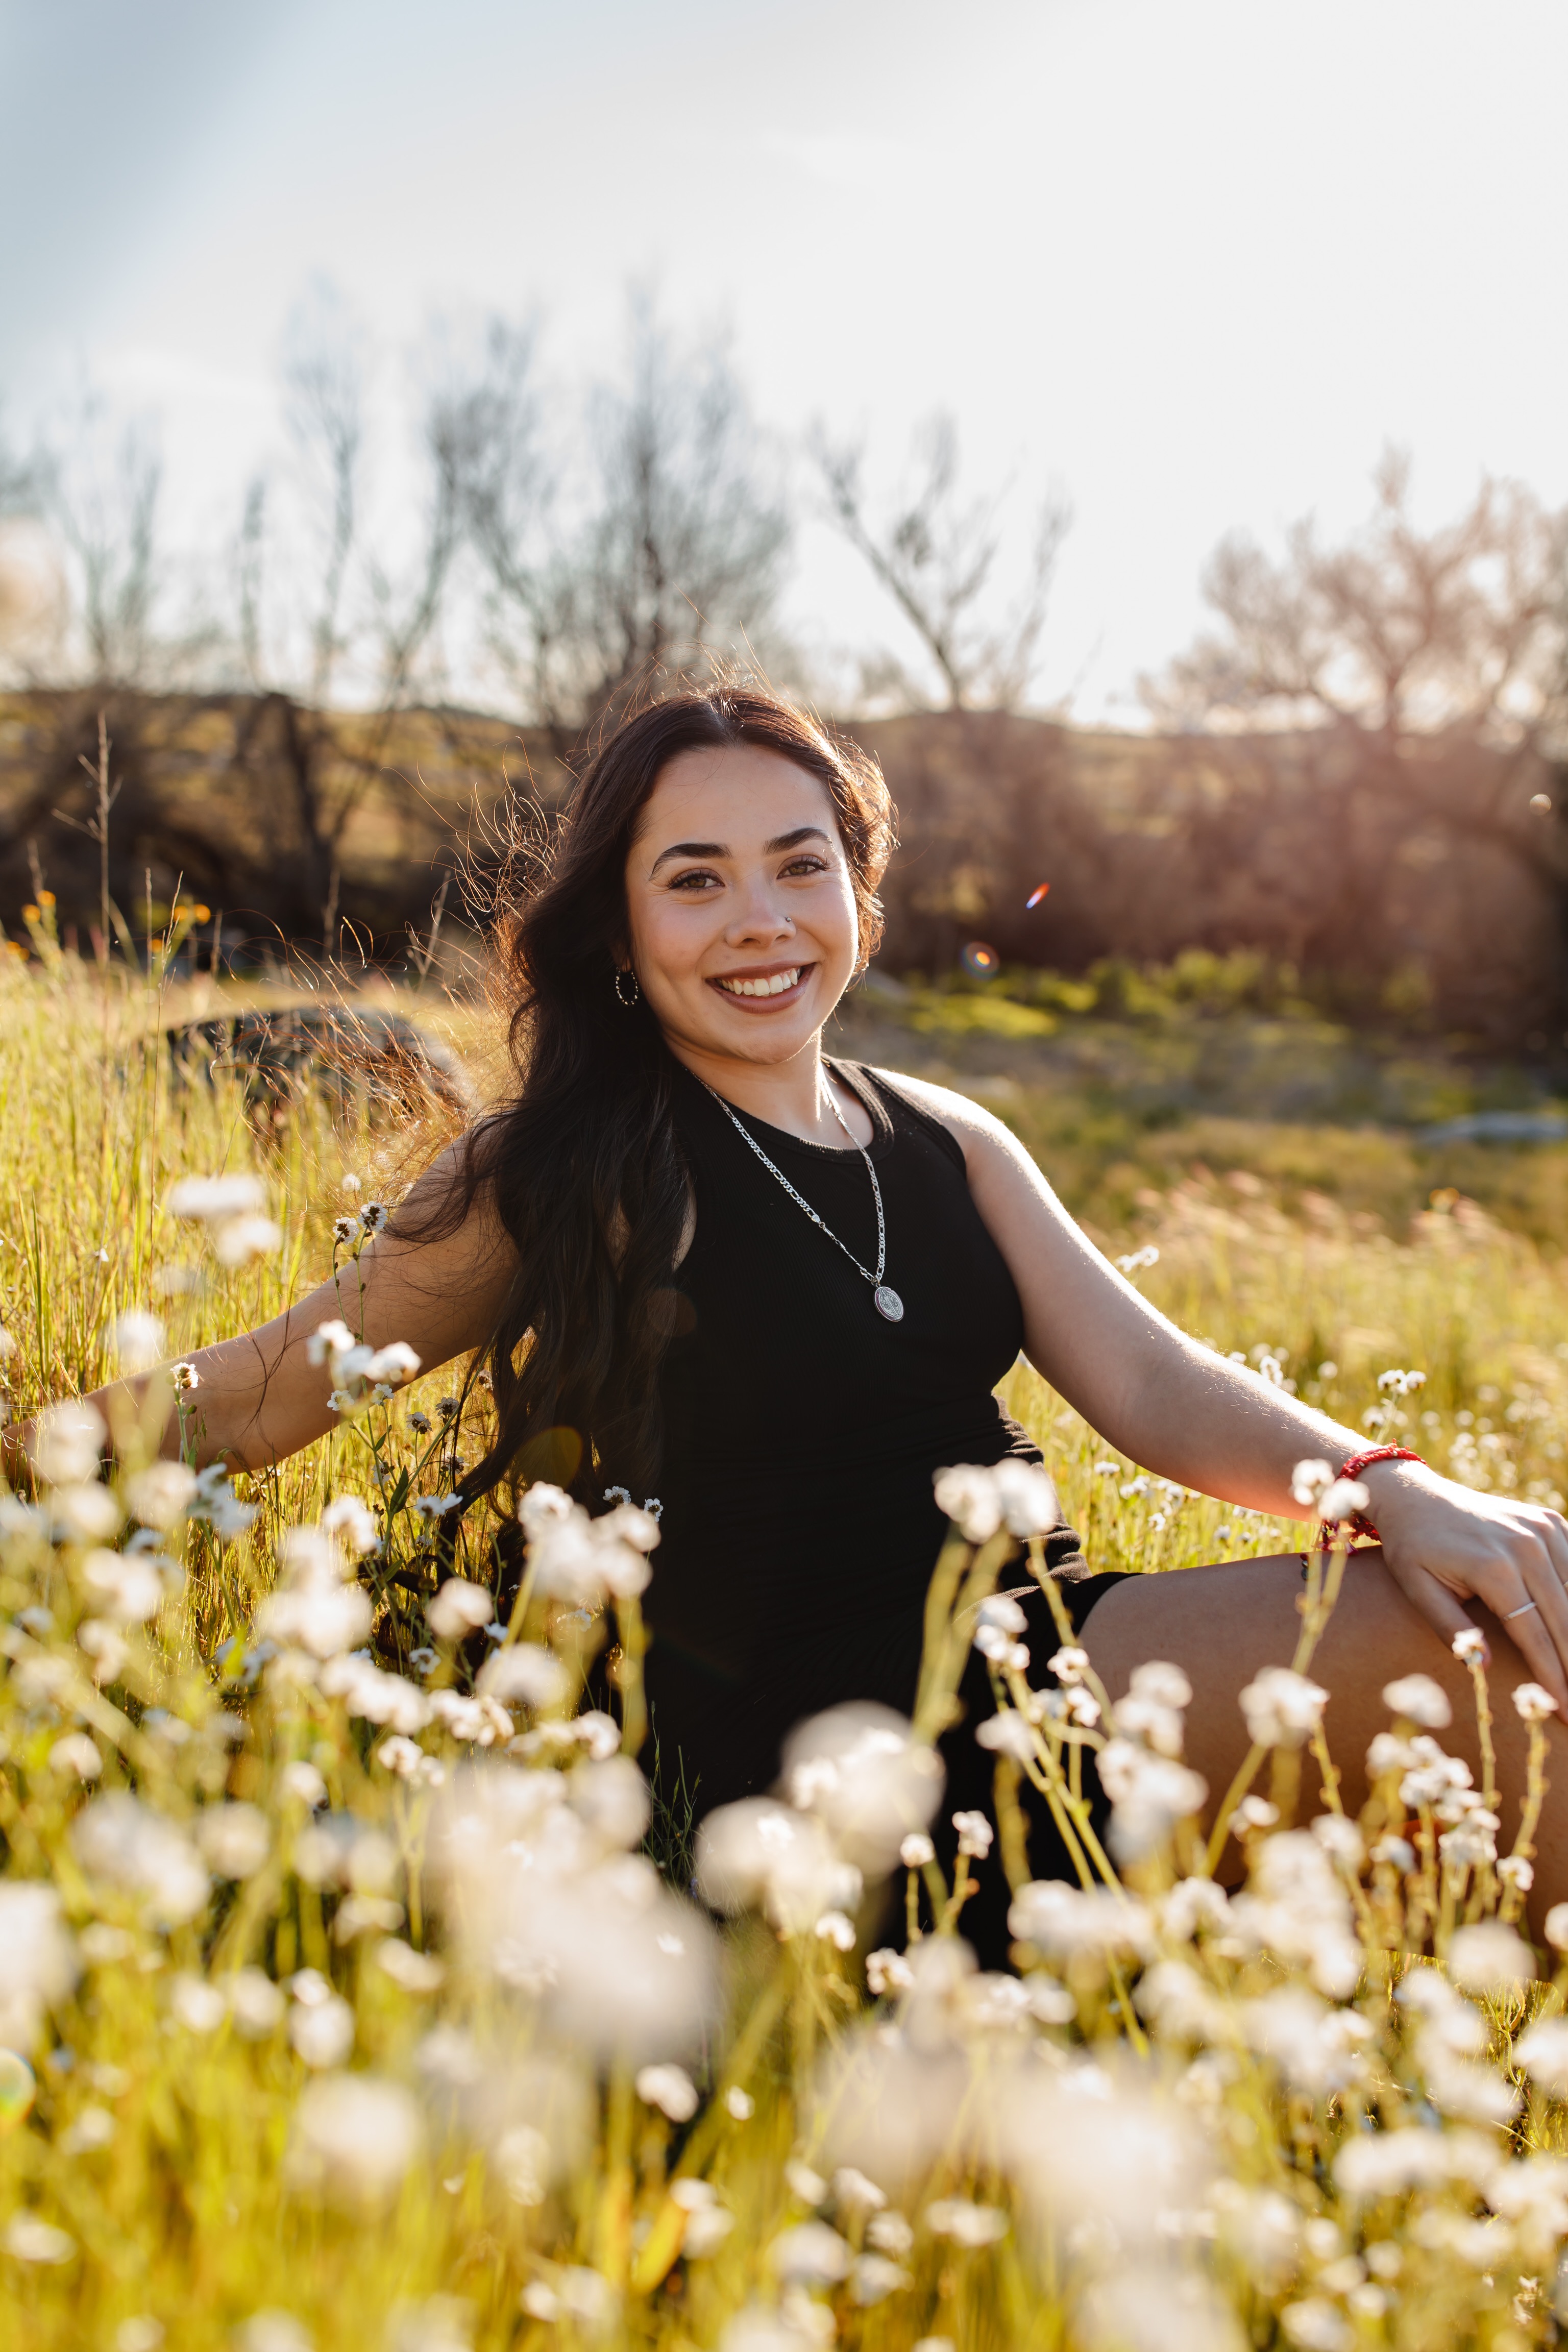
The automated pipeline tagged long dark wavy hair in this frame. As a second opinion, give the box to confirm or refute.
[417,687,896,1513]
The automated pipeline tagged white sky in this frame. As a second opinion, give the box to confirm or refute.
[4,0,1566,720]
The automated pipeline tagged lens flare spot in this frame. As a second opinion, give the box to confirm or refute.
[1025,884,1051,910]
[960,942,999,979]
[0,2050,36,2131]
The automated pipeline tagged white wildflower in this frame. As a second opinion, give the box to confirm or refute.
[72,1793,208,1928]
[108,1310,166,1372]
[1243,1986,1369,2098]
[990,1458,1061,1536]
[47,1481,124,1541]
[428,1579,495,1640]
[925,2198,1009,2247]
[79,1549,163,1625]
[289,1994,355,2069]
[1099,1741,1208,1863]
[47,1732,102,1780]
[725,2087,755,2121]
[281,1761,328,1809]
[0,1884,79,2053]
[1239,1667,1328,1749]
[635,2063,698,2122]
[695,1798,862,1937]
[213,1214,283,1268]
[376,1940,445,1995]
[1515,2017,1568,2097]
[476,1645,571,1711]
[1453,1627,1487,1662]
[286,2073,421,2208]
[321,1495,379,1557]
[815,1910,856,1951]
[31,1400,106,1487]
[77,1619,129,1684]
[932,1464,1002,1541]
[1514,1682,1558,1722]
[195,1804,271,1880]
[1281,2299,1352,2352]
[255,1527,373,1661]
[770,2219,854,2285]
[850,2254,910,2305]
[1291,1458,1334,1508]
[170,1974,227,2035]
[413,1493,463,1526]
[1318,1478,1370,1523]
[782,1704,943,1873]
[899,1833,935,1869]
[320,1655,431,1733]
[1008,1880,1154,1962]
[3,2215,76,2264]
[123,1460,198,1531]
[1383,1674,1452,1729]
[1447,1920,1536,1992]
[227,1969,286,2039]
[166,1173,266,1223]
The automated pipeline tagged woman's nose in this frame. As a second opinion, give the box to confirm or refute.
[727,880,795,941]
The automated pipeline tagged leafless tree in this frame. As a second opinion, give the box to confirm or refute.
[1152,448,1567,757]
[1145,450,1568,1019]
[468,301,791,750]
[231,291,486,948]
[45,410,165,686]
[812,410,1069,712]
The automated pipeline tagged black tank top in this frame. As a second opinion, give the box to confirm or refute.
[641,1057,1084,1813]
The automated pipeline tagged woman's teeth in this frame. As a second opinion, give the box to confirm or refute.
[718,967,801,998]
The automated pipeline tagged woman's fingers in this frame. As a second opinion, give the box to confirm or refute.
[1385,1551,1486,1665]
[1520,1526,1568,1694]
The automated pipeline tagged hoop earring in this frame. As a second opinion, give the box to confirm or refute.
[614,967,641,1008]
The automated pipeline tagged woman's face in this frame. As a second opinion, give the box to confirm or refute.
[624,742,861,1070]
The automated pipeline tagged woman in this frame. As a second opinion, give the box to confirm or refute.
[15,688,1568,1951]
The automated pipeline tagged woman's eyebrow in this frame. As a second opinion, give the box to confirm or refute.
[646,824,829,877]
[648,839,726,876]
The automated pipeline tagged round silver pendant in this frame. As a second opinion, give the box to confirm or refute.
[873,1283,904,1322]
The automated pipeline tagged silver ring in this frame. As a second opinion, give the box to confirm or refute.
[1505,1599,1540,1621]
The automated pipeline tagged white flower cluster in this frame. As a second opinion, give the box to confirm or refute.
[166,1172,282,1269]
[305,1319,421,1412]
[431,1754,719,2065]
[933,1458,1061,1545]
[696,1702,943,1937]
[515,1484,661,1609]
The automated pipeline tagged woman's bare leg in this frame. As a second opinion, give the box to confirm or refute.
[1079,1551,1568,1931]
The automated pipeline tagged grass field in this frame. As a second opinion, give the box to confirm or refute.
[5,942,1568,2350]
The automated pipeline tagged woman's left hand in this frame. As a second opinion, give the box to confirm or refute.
[1367,1460,1568,1712]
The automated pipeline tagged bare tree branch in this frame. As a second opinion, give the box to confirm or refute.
[812,410,1069,711]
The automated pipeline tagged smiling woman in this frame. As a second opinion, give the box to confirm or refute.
[23,684,1568,1960]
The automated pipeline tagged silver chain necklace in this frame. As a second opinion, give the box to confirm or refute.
[703,1075,905,1322]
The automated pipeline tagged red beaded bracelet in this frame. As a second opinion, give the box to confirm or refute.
[1318,1444,1425,1547]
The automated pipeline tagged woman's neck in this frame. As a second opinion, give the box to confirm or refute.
[664,1030,863,1147]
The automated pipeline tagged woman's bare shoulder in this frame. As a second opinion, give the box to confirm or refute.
[865,1066,1017,1166]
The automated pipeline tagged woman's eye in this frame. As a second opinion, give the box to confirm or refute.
[669,870,721,891]
[781,857,827,878]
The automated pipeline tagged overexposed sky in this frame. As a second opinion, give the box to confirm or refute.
[4,0,1566,717]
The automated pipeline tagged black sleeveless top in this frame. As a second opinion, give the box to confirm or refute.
[641,1058,1086,1815]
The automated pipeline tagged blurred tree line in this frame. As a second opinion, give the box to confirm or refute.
[0,292,1565,1048]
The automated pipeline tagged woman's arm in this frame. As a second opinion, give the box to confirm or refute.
[3,1153,516,1480]
[887,1070,1568,1707]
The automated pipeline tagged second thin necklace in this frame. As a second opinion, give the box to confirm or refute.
[703,1075,905,1322]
